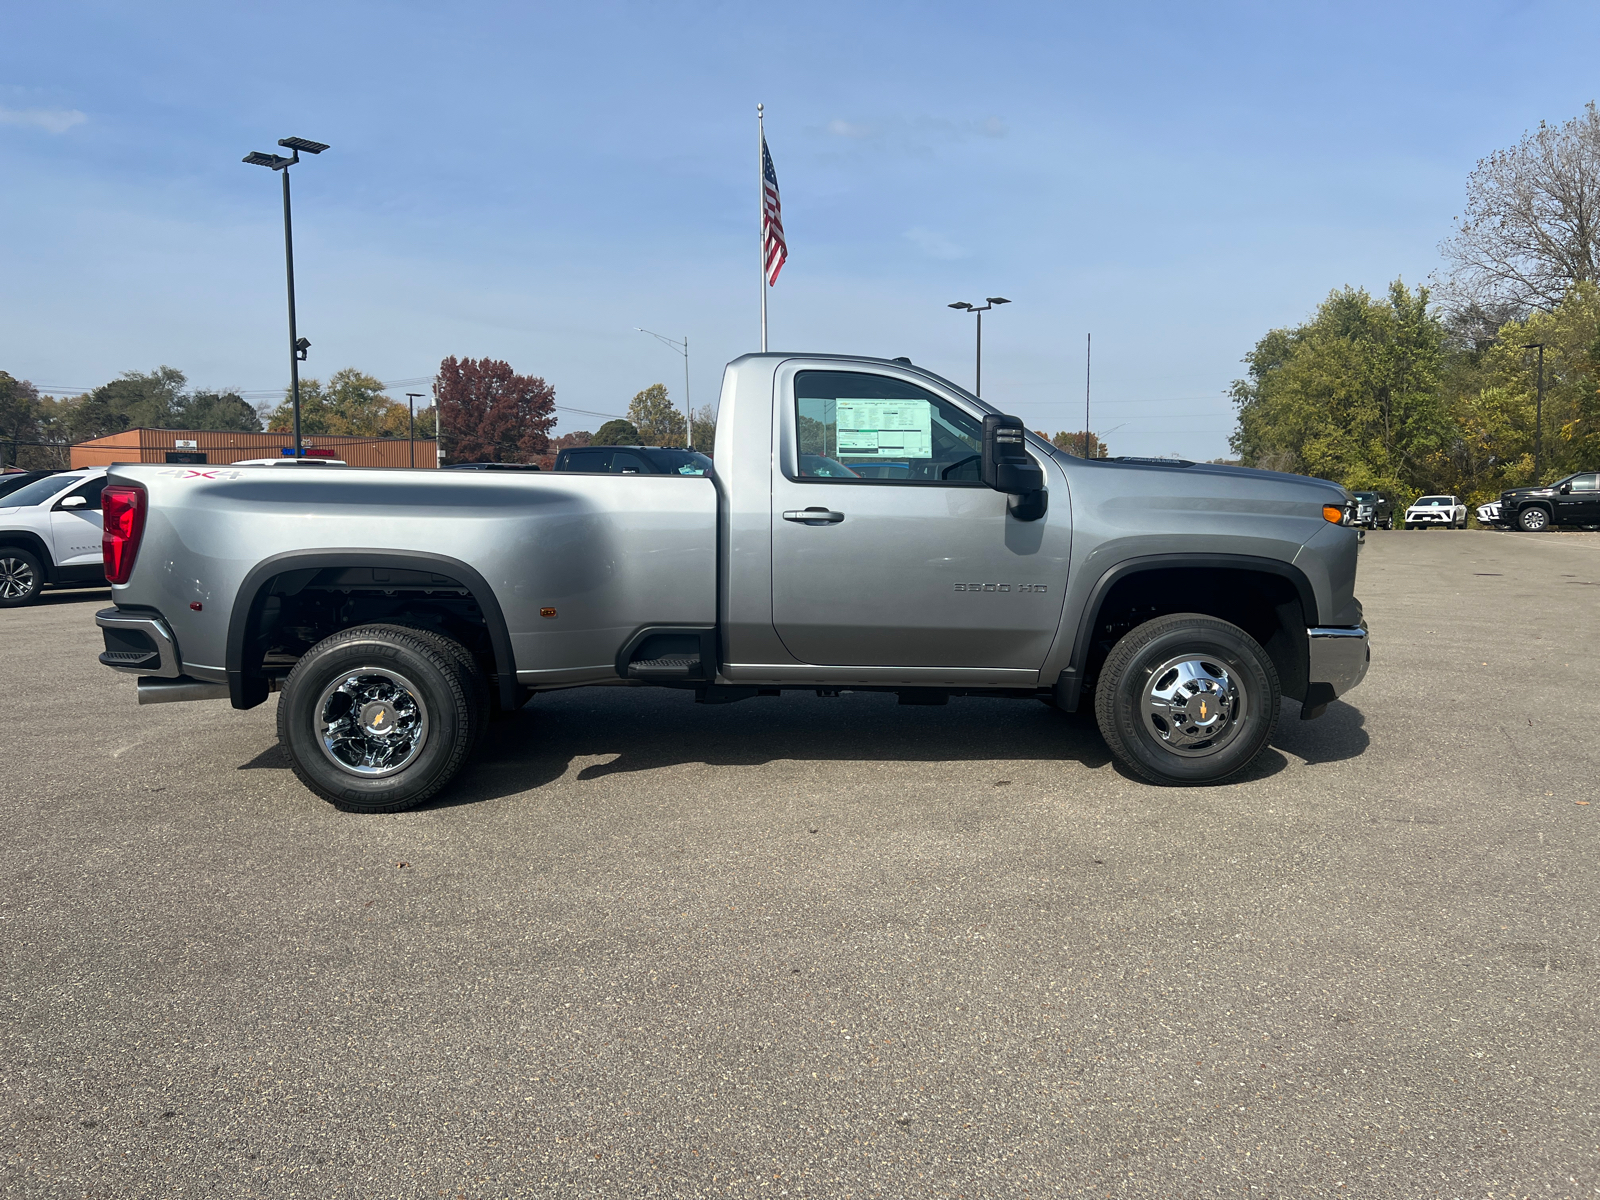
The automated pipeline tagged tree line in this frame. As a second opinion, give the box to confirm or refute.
[0,355,713,471]
[1233,103,1600,505]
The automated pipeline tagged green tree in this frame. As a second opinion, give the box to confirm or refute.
[266,368,431,438]
[627,383,685,446]
[592,418,640,445]
[1050,430,1109,458]
[1231,280,1451,497]
[690,404,716,456]
[172,390,262,433]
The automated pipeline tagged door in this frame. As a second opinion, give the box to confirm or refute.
[1556,472,1600,524]
[770,367,1067,669]
[48,477,107,567]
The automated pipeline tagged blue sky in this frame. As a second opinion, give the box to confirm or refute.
[4,1,1598,459]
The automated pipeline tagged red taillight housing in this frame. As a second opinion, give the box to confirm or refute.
[102,485,147,585]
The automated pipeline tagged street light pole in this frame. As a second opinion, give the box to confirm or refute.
[947,297,1010,397]
[406,393,424,468]
[243,137,329,459]
[1522,342,1546,479]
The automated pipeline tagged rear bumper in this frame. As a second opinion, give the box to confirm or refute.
[96,607,181,677]
[1302,623,1369,717]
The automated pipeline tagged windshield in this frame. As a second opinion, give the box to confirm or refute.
[1,473,89,507]
[1353,492,1377,502]
[1414,496,1452,506]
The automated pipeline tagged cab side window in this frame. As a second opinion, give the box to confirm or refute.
[792,371,983,484]
[1569,473,1599,492]
[562,449,611,472]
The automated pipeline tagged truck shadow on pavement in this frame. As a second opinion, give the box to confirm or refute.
[237,690,1369,806]
[417,691,1368,808]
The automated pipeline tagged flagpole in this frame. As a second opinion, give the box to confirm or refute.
[758,102,768,353]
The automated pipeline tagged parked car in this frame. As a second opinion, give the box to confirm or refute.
[444,462,542,471]
[92,351,1368,810]
[1497,471,1600,532]
[553,446,712,475]
[1350,490,1393,529]
[0,469,63,501]
[1403,495,1467,529]
[1476,500,1503,526]
[232,457,350,468]
[0,468,110,606]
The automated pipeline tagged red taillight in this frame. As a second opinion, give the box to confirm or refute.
[102,485,147,585]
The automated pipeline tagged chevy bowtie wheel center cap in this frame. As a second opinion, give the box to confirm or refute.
[360,701,397,737]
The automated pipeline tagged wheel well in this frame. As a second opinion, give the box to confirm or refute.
[0,533,55,581]
[227,554,516,711]
[1079,567,1309,704]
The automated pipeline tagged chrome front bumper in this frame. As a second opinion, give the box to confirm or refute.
[1308,624,1369,698]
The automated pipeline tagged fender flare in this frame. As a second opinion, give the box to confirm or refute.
[226,549,517,711]
[1057,552,1320,710]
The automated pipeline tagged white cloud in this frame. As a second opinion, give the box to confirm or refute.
[827,118,875,139]
[903,226,967,260]
[0,107,87,134]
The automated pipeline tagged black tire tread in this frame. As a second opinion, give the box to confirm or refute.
[1093,612,1280,787]
[277,623,476,813]
[0,547,45,609]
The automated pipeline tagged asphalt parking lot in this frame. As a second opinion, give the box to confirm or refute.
[2,529,1597,1199]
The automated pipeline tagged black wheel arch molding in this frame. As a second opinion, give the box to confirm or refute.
[0,532,56,583]
[1053,552,1323,714]
[225,549,517,712]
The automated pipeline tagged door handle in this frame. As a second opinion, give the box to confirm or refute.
[782,507,845,525]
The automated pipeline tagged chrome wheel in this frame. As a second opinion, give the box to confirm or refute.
[1140,654,1248,758]
[1518,507,1548,532]
[0,556,37,601]
[315,668,430,778]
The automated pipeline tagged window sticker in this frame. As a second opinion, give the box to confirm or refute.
[836,399,933,459]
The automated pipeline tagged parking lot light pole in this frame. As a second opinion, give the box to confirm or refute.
[243,136,329,459]
[1521,342,1545,480]
[406,393,424,468]
[947,297,1010,397]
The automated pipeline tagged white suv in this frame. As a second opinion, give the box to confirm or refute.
[0,468,110,607]
[1403,494,1468,529]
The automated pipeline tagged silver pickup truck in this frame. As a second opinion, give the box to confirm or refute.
[94,353,1368,811]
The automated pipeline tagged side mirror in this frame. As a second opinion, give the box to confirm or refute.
[981,413,1047,521]
[59,495,88,510]
[1559,482,1572,494]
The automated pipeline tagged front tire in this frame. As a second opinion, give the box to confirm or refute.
[0,548,44,608]
[1517,506,1550,533]
[1094,613,1281,786]
[278,624,479,813]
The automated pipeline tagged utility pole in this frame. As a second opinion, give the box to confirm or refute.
[636,329,692,448]
[242,137,329,459]
[1522,342,1546,479]
[1084,333,1092,459]
[406,393,423,468]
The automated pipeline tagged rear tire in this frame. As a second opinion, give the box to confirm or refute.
[1518,506,1549,532]
[1094,613,1281,786]
[0,548,44,608]
[278,624,478,813]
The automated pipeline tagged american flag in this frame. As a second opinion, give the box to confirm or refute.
[761,134,787,286]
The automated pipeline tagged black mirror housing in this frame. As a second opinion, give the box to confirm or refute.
[982,414,1044,494]
[982,413,1047,521]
